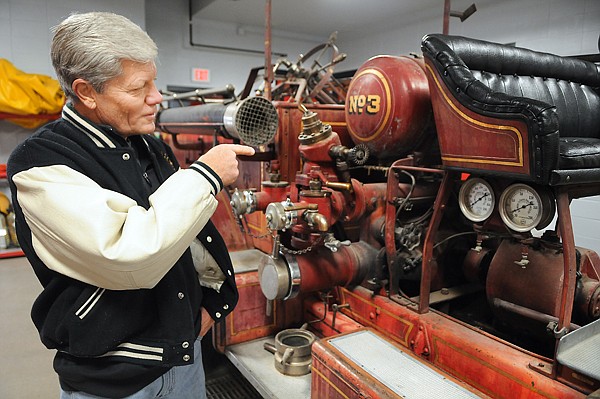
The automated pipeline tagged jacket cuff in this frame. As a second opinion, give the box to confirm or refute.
[201,284,238,322]
[189,161,224,195]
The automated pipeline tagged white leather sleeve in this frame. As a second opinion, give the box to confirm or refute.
[13,164,219,290]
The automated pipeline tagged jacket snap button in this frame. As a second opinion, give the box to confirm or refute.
[182,341,189,349]
[206,236,212,243]
[122,153,130,161]
[178,292,185,299]
[223,304,229,310]
[183,355,190,362]
[215,312,221,318]
[227,270,232,276]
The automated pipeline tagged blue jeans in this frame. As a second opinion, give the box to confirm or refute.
[60,337,206,399]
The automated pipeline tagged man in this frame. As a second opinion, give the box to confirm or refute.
[7,12,255,399]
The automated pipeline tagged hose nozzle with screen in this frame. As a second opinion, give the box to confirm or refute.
[157,96,278,146]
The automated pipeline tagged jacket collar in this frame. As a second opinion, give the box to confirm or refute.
[62,103,128,149]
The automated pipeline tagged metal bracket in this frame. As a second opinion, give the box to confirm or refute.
[331,303,350,329]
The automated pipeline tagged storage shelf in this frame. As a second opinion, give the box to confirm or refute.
[0,248,24,259]
[1,108,54,258]
[0,111,60,120]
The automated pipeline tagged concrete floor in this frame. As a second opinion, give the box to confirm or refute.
[0,256,60,398]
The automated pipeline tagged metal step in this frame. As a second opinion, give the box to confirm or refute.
[556,318,600,380]
[203,333,263,399]
[225,337,312,399]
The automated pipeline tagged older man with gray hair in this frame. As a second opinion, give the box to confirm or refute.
[7,11,254,399]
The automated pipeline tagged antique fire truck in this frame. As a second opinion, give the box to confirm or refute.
[156,34,600,399]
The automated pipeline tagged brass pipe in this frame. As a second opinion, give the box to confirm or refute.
[324,181,353,192]
[304,212,329,232]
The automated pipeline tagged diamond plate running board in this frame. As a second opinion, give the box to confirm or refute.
[328,330,481,399]
[557,317,600,380]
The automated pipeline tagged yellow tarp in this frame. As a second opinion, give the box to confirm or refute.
[0,59,65,128]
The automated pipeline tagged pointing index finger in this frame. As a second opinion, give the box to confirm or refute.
[231,144,256,156]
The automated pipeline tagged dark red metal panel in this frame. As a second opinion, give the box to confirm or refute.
[345,55,433,159]
[424,59,532,176]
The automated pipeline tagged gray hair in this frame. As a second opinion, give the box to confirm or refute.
[51,12,158,101]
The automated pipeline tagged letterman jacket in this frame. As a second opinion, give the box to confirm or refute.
[7,104,238,369]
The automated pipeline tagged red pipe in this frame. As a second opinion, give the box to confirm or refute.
[555,189,577,340]
[295,242,377,295]
[419,170,453,314]
[264,0,272,100]
[443,0,451,34]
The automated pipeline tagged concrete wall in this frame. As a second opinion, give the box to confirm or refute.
[0,0,146,163]
[0,0,146,199]
[145,0,323,94]
[336,0,600,69]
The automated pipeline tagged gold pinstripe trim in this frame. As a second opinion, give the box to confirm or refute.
[347,68,392,142]
[325,121,347,127]
[228,282,277,336]
[340,289,414,346]
[312,364,352,399]
[432,336,562,399]
[425,63,524,167]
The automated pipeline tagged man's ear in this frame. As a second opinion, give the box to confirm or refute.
[72,79,98,110]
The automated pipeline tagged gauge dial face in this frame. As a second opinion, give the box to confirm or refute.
[459,177,495,222]
[499,183,543,232]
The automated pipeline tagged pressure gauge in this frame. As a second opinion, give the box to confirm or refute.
[498,183,555,232]
[458,177,495,222]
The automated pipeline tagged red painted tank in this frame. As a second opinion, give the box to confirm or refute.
[345,55,433,159]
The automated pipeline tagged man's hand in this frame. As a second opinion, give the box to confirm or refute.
[200,307,215,337]
[198,144,255,186]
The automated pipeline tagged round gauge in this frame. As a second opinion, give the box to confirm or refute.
[499,183,551,232]
[458,177,495,222]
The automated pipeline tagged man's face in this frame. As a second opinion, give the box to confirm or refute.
[92,60,162,136]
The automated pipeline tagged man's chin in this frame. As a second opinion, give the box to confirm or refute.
[138,122,156,135]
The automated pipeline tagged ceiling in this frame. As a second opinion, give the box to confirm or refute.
[191,0,484,41]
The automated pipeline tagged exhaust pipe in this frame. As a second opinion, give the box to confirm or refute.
[157,96,278,146]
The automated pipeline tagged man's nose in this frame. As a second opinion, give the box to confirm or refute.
[147,82,163,105]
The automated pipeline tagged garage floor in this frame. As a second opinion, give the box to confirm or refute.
[0,256,58,399]
[0,256,261,399]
